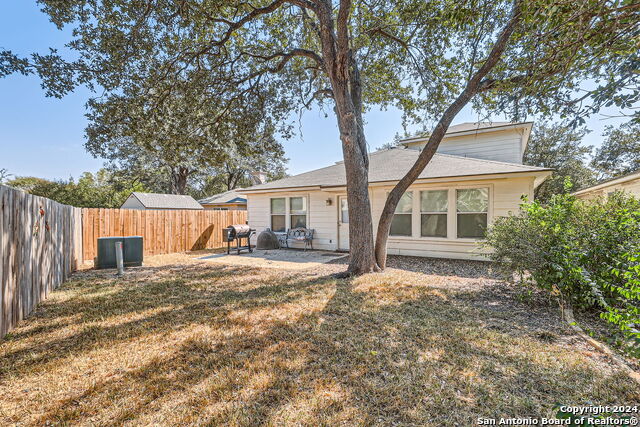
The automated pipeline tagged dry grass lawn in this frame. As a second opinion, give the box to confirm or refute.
[0,252,638,426]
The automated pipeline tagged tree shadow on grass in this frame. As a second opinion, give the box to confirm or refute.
[1,262,638,426]
[0,264,329,381]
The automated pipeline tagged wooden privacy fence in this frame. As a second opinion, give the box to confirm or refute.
[0,185,82,337]
[81,208,248,262]
[0,189,246,337]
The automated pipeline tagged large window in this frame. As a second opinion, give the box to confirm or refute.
[390,192,413,236]
[290,197,307,228]
[456,188,488,238]
[270,198,286,232]
[421,190,448,237]
[340,198,349,224]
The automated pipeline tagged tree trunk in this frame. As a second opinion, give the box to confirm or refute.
[330,70,377,274]
[170,166,190,194]
[314,0,378,275]
[373,1,522,269]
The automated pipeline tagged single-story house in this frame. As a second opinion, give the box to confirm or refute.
[573,170,640,200]
[198,189,247,210]
[120,192,204,210]
[242,121,553,260]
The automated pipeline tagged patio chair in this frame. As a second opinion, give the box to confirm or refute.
[285,227,315,250]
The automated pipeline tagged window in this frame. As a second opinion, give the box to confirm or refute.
[340,198,349,223]
[390,192,413,236]
[290,197,307,228]
[456,188,488,238]
[270,198,286,232]
[421,190,447,237]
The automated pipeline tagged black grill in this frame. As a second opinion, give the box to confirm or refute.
[224,224,255,254]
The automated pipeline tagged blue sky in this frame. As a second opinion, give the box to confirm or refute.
[0,2,630,181]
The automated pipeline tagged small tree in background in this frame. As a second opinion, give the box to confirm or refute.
[524,123,596,202]
[592,121,640,180]
[0,168,10,184]
[7,169,144,208]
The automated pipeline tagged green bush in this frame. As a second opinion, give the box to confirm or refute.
[485,187,640,349]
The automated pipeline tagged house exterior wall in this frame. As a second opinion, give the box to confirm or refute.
[246,175,534,260]
[248,190,338,250]
[404,128,528,164]
[575,176,640,200]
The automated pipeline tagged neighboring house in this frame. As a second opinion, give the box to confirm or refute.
[120,192,204,210]
[573,170,640,200]
[198,189,247,210]
[242,121,552,260]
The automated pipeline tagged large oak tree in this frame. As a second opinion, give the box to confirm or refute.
[3,0,638,273]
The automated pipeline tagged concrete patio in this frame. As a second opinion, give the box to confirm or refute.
[198,248,348,270]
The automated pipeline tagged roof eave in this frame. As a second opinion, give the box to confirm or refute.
[242,169,552,193]
[572,170,640,195]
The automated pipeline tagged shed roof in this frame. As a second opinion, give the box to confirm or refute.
[199,189,247,205]
[125,192,204,210]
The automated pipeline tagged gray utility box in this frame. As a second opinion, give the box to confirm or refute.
[96,236,143,269]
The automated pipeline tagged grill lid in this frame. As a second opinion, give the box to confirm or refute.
[228,224,251,235]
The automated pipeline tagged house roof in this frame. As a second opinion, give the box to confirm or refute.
[126,192,204,209]
[199,189,247,205]
[243,148,552,192]
[399,121,533,144]
[572,169,640,196]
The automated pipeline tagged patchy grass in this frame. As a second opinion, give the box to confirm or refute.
[0,253,638,426]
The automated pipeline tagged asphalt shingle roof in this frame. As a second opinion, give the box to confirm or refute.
[198,189,247,205]
[244,148,551,192]
[128,192,204,209]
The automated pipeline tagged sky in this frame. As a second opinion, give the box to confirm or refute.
[0,2,631,182]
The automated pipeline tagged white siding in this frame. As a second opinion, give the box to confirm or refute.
[247,176,534,260]
[248,191,339,250]
[407,129,526,164]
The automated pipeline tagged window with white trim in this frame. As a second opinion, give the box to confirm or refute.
[456,188,488,238]
[390,192,413,236]
[270,198,286,232]
[289,197,307,228]
[420,190,448,237]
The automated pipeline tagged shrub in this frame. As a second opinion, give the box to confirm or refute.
[485,188,640,350]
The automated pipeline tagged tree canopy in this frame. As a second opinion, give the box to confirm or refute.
[85,75,290,194]
[524,123,596,202]
[2,0,638,273]
[591,121,640,179]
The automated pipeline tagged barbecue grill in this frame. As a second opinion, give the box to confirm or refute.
[223,224,255,254]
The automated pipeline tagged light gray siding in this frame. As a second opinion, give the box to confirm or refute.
[406,128,527,164]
